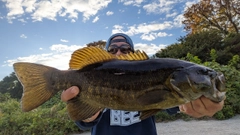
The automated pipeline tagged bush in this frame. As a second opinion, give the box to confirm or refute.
[199,59,240,119]
[155,111,178,122]
[0,98,82,135]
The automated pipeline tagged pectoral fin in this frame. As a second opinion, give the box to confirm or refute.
[137,86,170,105]
[67,97,102,121]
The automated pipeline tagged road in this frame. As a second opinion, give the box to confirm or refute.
[75,115,240,135]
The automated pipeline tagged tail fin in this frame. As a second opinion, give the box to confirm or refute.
[13,62,59,112]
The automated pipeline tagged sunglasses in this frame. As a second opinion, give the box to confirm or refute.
[107,44,132,54]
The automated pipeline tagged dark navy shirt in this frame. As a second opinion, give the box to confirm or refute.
[75,107,179,135]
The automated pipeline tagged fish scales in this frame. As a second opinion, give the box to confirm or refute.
[13,46,226,121]
[71,61,177,108]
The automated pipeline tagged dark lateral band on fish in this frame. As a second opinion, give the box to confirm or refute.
[13,46,226,121]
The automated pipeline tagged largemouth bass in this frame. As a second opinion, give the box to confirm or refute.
[13,47,226,121]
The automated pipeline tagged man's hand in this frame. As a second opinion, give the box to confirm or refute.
[61,86,101,122]
[179,96,224,118]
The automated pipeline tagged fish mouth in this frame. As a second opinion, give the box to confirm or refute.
[215,73,226,92]
[189,72,226,102]
[207,73,226,102]
[169,66,226,103]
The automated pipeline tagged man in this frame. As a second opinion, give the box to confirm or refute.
[61,33,224,135]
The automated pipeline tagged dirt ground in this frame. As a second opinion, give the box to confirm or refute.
[78,115,240,135]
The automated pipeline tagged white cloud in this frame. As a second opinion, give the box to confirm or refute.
[3,0,24,17]
[142,0,200,17]
[138,9,141,14]
[173,14,184,27]
[22,0,37,13]
[0,12,5,20]
[31,0,62,21]
[140,32,172,41]
[6,53,70,70]
[2,0,112,22]
[50,44,81,52]
[140,33,156,41]
[166,12,178,18]
[118,0,144,7]
[185,0,200,11]
[110,0,199,40]
[119,9,125,13]
[20,34,27,38]
[134,43,167,56]
[71,19,76,23]
[143,0,177,14]
[18,18,27,23]
[60,39,69,43]
[92,16,99,23]
[6,44,85,70]
[112,25,125,33]
[112,22,174,41]
[106,11,114,16]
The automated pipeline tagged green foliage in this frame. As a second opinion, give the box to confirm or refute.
[224,33,240,47]
[217,33,240,65]
[156,31,240,65]
[156,43,187,58]
[184,53,202,64]
[155,111,178,122]
[210,49,217,62]
[0,72,23,99]
[203,61,240,119]
[0,98,81,135]
[214,105,235,120]
[155,111,198,122]
[156,30,223,61]
[228,55,240,69]
[41,92,63,108]
[0,92,11,102]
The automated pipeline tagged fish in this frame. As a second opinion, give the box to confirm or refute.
[13,46,226,121]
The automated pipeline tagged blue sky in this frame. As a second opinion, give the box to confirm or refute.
[0,0,199,81]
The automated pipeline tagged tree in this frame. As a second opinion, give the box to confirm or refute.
[156,31,240,65]
[0,72,23,99]
[86,40,106,49]
[183,0,240,35]
[156,30,223,61]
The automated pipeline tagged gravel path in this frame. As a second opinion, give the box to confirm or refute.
[78,115,240,135]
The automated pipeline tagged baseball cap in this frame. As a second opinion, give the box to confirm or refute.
[105,33,134,51]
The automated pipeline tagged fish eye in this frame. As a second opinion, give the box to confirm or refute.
[197,69,209,75]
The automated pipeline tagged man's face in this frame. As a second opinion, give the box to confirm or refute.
[107,36,132,56]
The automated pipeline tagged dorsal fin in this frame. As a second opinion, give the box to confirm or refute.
[69,46,149,70]
[69,47,115,70]
[117,50,149,60]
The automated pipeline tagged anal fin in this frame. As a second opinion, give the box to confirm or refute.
[140,109,162,120]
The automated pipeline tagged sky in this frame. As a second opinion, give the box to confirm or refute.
[0,0,199,81]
